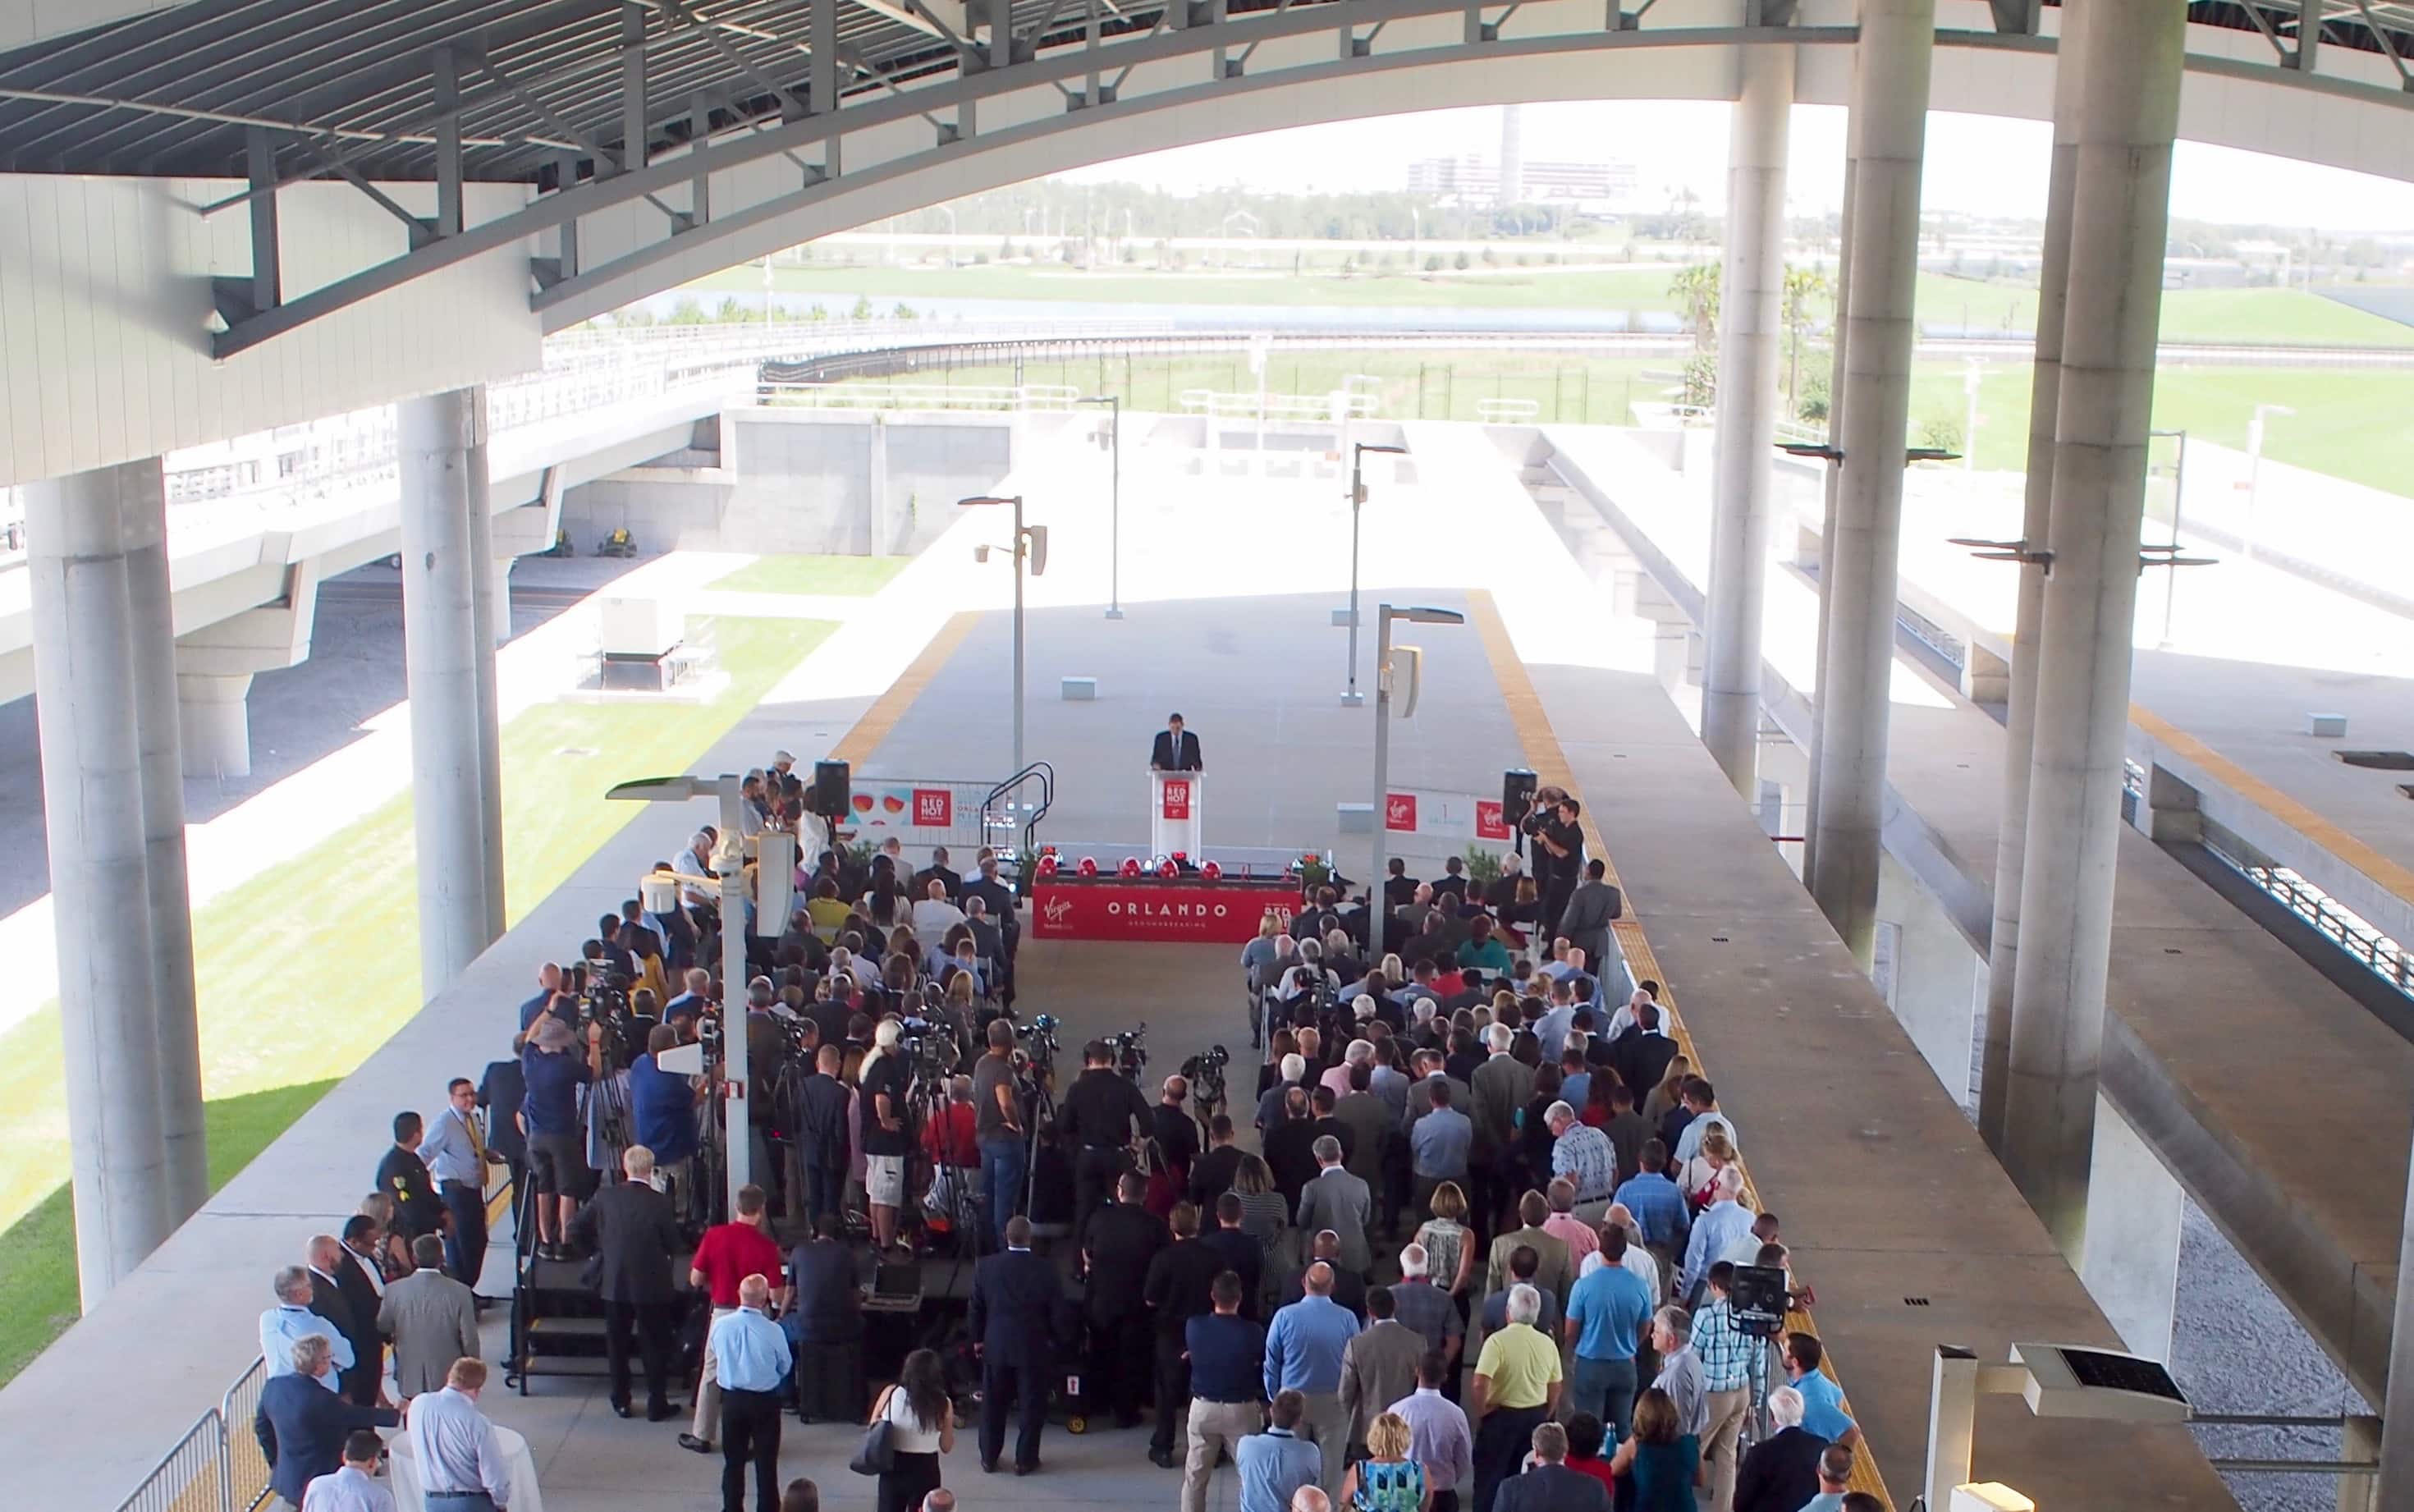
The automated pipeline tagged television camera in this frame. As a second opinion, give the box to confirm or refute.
[1104,1023,1149,1082]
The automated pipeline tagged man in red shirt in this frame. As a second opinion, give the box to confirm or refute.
[680,1183,785,1455]
[921,1074,982,1244]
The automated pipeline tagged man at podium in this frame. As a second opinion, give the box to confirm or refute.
[1149,712,1203,772]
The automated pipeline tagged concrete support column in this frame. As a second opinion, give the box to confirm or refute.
[2078,1094,2183,1362]
[2374,1124,2414,1505]
[400,388,503,998]
[868,414,895,556]
[26,459,200,1304]
[1802,146,1857,883]
[1701,34,1795,798]
[176,672,256,779]
[1875,852,1981,1104]
[2000,0,2187,1262]
[172,564,320,781]
[1806,0,1933,966]
[125,485,208,1218]
[463,392,507,943]
[1978,11,2090,1152]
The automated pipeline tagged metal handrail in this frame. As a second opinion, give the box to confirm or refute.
[982,762,1056,887]
[103,1350,274,1512]
[220,1357,271,1512]
[755,381,1081,413]
[110,1405,227,1512]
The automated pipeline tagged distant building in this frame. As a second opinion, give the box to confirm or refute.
[1406,153,1638,213]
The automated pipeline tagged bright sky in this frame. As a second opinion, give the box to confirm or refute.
[1056,103,2414,233]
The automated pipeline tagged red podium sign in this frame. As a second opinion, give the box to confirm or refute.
[1033,877,1300,942]
[1160,778,1193,821]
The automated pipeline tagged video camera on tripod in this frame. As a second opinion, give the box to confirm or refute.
[896,1015,957,1080]
[1015,1012,1061,1067]
[1104,1022,1149,1082]
[1180,1043,1230,1129]
[1729,1264,1791,1340]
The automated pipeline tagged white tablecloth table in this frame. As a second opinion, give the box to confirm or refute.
[389,1421,545,1512]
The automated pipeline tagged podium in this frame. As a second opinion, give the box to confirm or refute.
[1149,770,1203,859]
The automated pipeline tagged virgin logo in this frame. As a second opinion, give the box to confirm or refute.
[1043,896,1074,924]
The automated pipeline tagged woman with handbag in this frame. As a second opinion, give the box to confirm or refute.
[864,1347,955,1512]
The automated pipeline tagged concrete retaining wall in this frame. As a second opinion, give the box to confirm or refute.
[557,408,1015,556]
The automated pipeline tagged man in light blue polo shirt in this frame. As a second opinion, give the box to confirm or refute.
[1236,1390,1323,1512]
[1784,1331,1861,1448]
[1264,1263,1360,1491]
[1562,1232,1656,1444]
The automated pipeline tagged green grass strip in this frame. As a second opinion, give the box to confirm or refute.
[0,613,833,1385]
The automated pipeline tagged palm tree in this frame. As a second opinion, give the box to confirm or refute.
[1780,264,1833,413]
[1668,263,1720,352]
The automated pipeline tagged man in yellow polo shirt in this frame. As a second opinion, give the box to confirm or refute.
[1469,1284,1562,1512]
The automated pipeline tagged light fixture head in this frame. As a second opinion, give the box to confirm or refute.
[1389,605,1464,625]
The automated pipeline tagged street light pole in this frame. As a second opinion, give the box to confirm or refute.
[713,777,750,1203]
[1343,442,1408,707]
[960,495,1041,775]
[1369,603,1464,920]
[1077,396,1123,618]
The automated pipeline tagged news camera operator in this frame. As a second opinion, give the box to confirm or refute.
[1062,1038,1152,1244]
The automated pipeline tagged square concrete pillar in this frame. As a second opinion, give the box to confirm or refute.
[2142,763,2202,845]
[2079,1093,2183,1362]
[1960,641,2010,705]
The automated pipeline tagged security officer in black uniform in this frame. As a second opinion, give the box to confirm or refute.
[1060,1039,1152,1244]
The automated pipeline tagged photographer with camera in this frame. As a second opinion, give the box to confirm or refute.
[859,1020,915,1250]
[973,1019,1028,1248]
[523,1014,602,1262]
[1062,1039,1152,1244]
[1151,1074,1200,1210]
[630,1022,705,1218]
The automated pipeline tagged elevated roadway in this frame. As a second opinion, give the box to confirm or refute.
[1538,419,2414,1406]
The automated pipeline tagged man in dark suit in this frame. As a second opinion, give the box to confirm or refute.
[1142,1200,1226,1468]
[971,1215,1064,1474]
[569,1143,687,1422]
[1734,1387,1830,1512]
[331,1221,389,1405]
[1276,1229,1369,1319]
[1187,1116,1246,1210]
[254,1335,398,1508]
[305,1235,380,1409]
[1491,1420,1609,1512]
[1081,1171,1168,1430]
[1201,1194,1267,1322]
[1610,1006,1679,1119]
[1148,713,1203,772]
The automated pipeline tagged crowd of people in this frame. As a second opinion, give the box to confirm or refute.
[239,757,1867,1512]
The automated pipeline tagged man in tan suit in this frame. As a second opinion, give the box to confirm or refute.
[1337,1287,1427,1457]
[1485,1191,1575,1311]
[378,1234,480,1399]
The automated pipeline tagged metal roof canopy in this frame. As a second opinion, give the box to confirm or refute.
[4,0,2407,183]
[0,0,2407,359]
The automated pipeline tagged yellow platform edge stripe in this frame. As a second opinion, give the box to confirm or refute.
[831,611,983,768]
[1464,589,1893,1510]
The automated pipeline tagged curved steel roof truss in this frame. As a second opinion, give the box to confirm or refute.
[0,0,2403,357]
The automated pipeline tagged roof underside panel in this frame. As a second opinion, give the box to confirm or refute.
[0,0,1025,180]
[0,0,2407,182]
